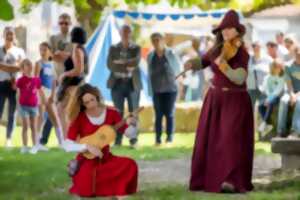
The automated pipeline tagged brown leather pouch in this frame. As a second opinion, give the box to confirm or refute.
[67,159,80,177]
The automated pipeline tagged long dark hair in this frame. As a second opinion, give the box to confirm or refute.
[40,42,52,61]
[207,31,224,59]
[71,27,87,45]
[68,84,104,120]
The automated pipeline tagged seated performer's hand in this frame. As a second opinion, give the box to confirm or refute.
[127,115,138,126]
[86,145,103,158]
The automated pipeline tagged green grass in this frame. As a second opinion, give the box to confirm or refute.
[130,181,300,200]
[0,148,72,200]
[0,126,288,200]
[0,126,272,160]
[130,183,300,200]
[0,126,195,161]
[0,151,299,200]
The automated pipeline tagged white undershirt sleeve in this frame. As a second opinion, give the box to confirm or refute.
[63,139,87,153]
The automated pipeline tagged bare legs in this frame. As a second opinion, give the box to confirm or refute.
[21,115,38,153]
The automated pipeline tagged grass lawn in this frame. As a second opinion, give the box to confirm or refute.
[0,126,272,160]
[131,183,300,200]
[1,126,295,200]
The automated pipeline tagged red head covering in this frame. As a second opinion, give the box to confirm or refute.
[212,10,246,36]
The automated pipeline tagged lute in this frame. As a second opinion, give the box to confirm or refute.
[79,107,144,159]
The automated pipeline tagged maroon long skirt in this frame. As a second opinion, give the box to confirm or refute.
[189,87,254,193]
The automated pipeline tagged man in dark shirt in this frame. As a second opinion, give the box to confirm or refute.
[107,25,142,147]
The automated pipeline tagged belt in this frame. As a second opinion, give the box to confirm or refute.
[114,72,133,79]
[210,84,246,92]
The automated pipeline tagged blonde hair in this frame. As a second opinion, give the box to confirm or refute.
[270,59,284,76]
[20,58,32,69]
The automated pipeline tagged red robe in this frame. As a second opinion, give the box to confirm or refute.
[67,107,138,197]
[190,48,254,193]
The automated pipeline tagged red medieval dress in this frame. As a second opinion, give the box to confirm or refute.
[67,107,138,197]
[189,47,254,193]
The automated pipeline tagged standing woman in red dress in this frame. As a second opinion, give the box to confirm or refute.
[185,10,254,193]
[63,83,138,198]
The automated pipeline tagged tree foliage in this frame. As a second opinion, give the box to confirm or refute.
[0,0,300,31]
[0,0,14,21]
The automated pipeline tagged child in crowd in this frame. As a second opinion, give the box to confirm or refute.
[31,42,64,153]
[16,59,42,153]
[258,60,285,134]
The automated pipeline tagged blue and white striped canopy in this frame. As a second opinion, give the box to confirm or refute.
[113,10,229,21]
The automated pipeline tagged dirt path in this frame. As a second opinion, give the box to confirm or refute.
[137,155,281,188]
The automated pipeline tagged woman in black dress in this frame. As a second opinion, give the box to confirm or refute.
[53,26,88,137]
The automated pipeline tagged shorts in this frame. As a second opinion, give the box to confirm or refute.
[19,105,39,118]
[57,77,83,102]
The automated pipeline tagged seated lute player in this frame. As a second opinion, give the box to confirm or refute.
[62,83,138,198]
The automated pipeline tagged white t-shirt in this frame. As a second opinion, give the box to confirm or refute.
[86,108,107,125]
[277,44,289,60]
[0,45,26,81]
[247,55,271,90]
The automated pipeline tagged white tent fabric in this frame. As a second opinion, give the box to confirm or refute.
[86,14,121,103]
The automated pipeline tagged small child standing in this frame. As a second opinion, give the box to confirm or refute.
[31,42,64,153]
[17,59,42,153]
[258,60,285,135]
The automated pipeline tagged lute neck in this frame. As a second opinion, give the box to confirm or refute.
[113,107,144,130]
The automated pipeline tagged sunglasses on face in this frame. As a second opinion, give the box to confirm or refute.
[59,21,70,26]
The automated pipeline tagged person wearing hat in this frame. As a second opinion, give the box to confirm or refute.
[184,10,254,193]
